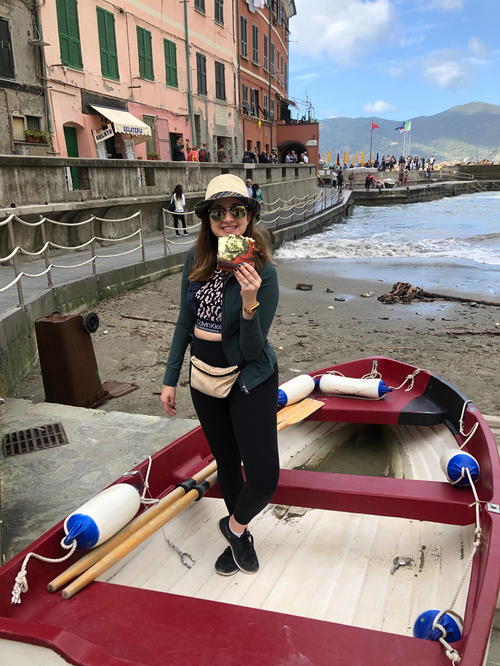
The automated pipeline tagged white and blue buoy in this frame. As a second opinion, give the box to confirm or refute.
[440,449,480,486]
[277,374,316,407]
[317,375,392,399]
[63,483,141,549]
[413,609,463,642]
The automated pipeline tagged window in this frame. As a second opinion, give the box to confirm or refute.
[97,8,119,80]
[252,25,258,64]
[250,89,259,117]
[242,84,249,114]
[195,0,205,12]
[270,98,274,122]
[263,34,268,70]
[270,41,275,76]
[164,39,178,87]
[263,94,268,120]
[137,26,154,80]
[26,116,41,131]
[240,16,247,57]
[196,52,207,95]
[215,61,226,100]
[56,0,83,69]
[0,18,14,78]
[215,0,224,25]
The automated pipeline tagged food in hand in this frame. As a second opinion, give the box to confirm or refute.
[217,235,255,271]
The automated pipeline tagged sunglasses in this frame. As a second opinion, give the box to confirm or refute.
[208,205,248,222]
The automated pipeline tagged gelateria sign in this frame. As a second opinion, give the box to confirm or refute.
[93,124,114,143]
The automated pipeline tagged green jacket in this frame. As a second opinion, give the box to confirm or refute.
[163,249,279,394]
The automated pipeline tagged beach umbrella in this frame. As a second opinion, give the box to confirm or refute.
[327,151,332,164]
[354,151,359,164]
[336,153,340,165]
[376,152,379,162]
[361,151,365,165]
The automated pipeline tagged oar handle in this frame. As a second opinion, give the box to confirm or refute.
[61,472,218,600]
[47,460,217,593]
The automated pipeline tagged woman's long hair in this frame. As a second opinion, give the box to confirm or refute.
[189,210,274,282]
[173,184,183,199]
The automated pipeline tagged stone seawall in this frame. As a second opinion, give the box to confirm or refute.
[0,158,316,255]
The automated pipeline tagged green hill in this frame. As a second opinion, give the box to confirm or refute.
[319,102,500,163]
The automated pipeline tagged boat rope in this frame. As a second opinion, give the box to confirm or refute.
[139,456,160,505]
[11,537,77,605]
[433,467,483,664]
[457,400,479,450]
[432,609,463,664]
[388,368,422,392]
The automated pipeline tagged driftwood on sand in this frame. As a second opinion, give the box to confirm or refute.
[378,282,500,307]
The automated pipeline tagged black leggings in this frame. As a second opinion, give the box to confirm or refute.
[172,214,186,231]
[190,338,279,525]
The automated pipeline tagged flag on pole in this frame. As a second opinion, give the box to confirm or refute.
[371,121,380,130]
[394,125,404,131]
[404,120,412,131]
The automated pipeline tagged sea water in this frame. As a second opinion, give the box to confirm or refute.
[275,192,500,297]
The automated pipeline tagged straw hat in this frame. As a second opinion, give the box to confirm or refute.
[194,174,261,219]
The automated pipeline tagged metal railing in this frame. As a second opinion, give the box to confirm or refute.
[0,212,145,307]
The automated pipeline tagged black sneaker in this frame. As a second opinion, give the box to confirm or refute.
[218,516,259,574]
[214,546,239,576]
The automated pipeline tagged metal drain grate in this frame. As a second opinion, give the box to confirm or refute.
[2,422,69,457]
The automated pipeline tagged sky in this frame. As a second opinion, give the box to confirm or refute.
[288,0,500,121]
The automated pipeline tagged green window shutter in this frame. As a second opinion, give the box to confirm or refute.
[164,39,178,87]
[56,0,82,69]
[137,26,154,80]
[97,8,119,79]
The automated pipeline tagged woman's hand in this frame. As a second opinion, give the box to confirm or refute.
[160,385,177,416]
[235,263,261,310]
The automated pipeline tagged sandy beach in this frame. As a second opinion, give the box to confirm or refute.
[15,257,500,419]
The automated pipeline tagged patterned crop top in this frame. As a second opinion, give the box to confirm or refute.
[187,270,227,334]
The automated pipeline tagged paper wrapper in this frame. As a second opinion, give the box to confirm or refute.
[217,236,255,272]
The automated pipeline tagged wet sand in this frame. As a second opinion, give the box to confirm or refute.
[15,258,500,419]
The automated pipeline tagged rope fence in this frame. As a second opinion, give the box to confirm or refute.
[1,188,345,306]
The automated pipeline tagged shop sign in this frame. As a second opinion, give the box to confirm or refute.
[122,126,144,135]
[94,124,114,143]
[306,139,318,147]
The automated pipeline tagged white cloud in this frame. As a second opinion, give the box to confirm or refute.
[363,100,395,113]
[290,0,393,64]
[428,0,463,9]
[424,60,467,88]
[468,37,488,58]
[293,72,320,82]
[387,65,403,77]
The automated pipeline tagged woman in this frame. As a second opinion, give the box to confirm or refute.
[160,174,279,576]
[252,182,264,204]
[170,184,187,236]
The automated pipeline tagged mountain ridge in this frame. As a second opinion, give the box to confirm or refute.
[319,102,500,162]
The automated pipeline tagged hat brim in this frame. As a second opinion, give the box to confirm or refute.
[194,192,261,219]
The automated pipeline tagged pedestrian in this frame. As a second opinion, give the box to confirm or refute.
[336,169,343,188]
[187,145,199,162]
[172,136,186,161]
[252,182,264,203]
[365,174,372,191]
[169,184,187,236]
[245,177,253,197]
[217,144,226,163]
[348,171,354,189]
[160,173,279,576]
[199,142,211,162]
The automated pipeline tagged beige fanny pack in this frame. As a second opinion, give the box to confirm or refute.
[190,355,240,398]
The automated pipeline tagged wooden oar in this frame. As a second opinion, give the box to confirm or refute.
[61,472,218,600]
[47,460,217,593]
[276,398,324,431]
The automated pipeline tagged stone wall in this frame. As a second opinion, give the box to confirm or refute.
[0,157,316,254]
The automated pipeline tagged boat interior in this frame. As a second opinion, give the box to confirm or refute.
[99,420,475,639]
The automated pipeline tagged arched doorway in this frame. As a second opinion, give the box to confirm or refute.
[278,140,307,163]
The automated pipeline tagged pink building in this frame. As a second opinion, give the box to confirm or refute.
[40,0,241,162]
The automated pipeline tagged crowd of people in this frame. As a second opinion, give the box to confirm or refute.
[171,136,309,165]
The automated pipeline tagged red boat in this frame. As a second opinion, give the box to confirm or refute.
[0,357,498,666]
